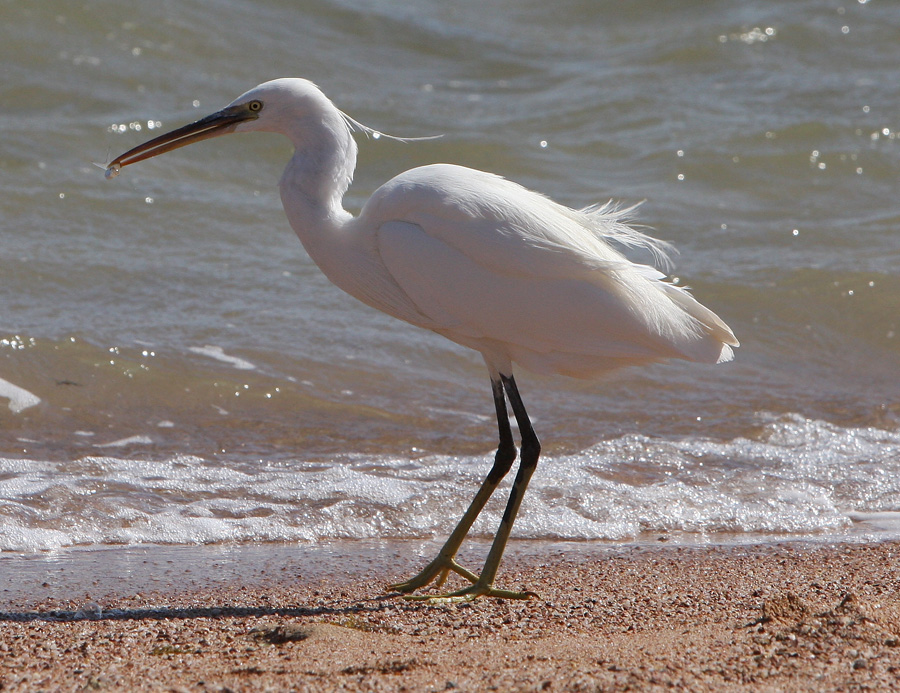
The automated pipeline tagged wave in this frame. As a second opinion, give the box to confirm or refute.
[3,414,899,553]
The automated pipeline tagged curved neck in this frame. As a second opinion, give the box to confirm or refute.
[279,109,357,234]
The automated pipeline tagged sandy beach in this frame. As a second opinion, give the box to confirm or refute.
[3,539,900,691]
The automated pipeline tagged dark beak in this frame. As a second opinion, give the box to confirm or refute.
[105,103,258,176]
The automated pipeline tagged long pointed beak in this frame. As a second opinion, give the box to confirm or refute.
[105,103,258,177]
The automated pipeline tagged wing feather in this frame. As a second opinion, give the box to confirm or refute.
[359,163,736,374]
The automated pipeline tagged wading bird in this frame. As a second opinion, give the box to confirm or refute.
[105,78,738,602]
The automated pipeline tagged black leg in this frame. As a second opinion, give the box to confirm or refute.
[399,373,542,602]
[387,376,520,594]
[488,376,517,483]
[475,374,541,588]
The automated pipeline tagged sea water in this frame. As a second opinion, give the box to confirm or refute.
[2,0,900,555]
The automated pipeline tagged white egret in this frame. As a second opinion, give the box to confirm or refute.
[106,78,738,602]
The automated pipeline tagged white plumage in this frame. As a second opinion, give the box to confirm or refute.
[107,78,738,602]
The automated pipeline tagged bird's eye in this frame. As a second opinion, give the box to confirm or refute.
[248,100,263,112]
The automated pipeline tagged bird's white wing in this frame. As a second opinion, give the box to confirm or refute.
[364,164,647,284]
[363,164,737,372]
[375,219,682,362]
[362,166,735,374]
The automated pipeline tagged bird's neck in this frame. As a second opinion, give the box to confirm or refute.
[279,113,357,237]
[278,115,360,288]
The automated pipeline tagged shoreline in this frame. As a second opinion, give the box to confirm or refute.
[3,540,900,690]
[3,532,896,608]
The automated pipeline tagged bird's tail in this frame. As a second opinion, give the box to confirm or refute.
[659,281,739,364]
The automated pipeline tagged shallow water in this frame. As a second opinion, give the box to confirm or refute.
[3,0,900,553]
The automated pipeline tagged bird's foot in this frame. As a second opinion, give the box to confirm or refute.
[402,581,539,604]
[387,555,479,595]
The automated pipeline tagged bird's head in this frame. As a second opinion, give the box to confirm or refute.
[104,78,344,177]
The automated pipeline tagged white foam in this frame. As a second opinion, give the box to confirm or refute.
[188,345,256,370]
[848,511,900,532]
[0,377,40,413]
[94,435,153,448]
[3,415,900,553]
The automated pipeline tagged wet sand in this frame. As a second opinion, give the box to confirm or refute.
[3,540,900,691]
